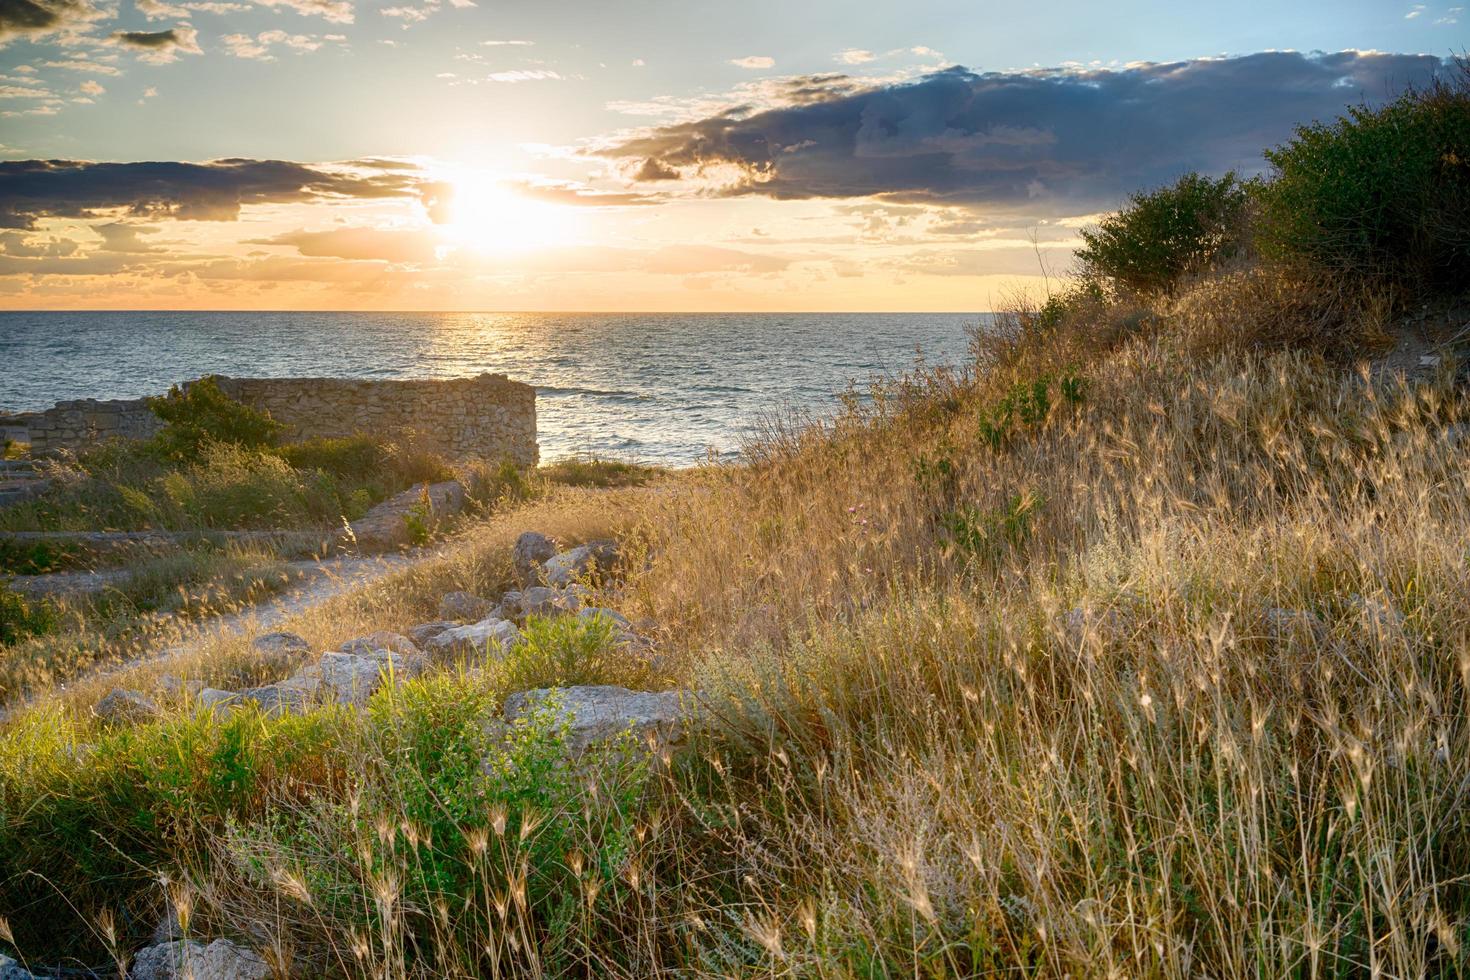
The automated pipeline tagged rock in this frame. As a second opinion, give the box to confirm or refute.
[577,607,632,631]
[407,620,459,647]
[0,953,34,980]
[512,531,558,585]
[340,630,420,658]
[195,683,308,717]
[250,631,311,662]
[197,688,241,713]
[236,684,311,716]
[496,590,523,619]
[130,938,270,980]
[93,688,159,725]
[1352,593,1406,633]
[157,674,204,697]
[518,586,563,618]
[426,618,521,660]
[317,649,421,706]
[151,902,184,945]
[542,539,618,588]
[345,480,466,552]
[502,685,689,754]
[439,590,496,623]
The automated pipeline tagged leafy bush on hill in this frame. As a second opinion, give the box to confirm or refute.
[1076,172,1251,296]
[1257,66,1470,293]
[146,377,282,463]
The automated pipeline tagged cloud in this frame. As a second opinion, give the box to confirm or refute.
[481,38,530,46]
[730,55,774,69]
[93,220,162,251]
[0,0,105,44]
[135,0,249,18]
[381,5,428,21]
[835,48,875,64]
[78,78,103,94]
[253,226,440,262]
[0,158,439,228]
[109,25,203,63]
[0,82,53,97]
[41,57,122,74]
[222,28,341,58]
[251,0,352,24]
[0,229,78,256]
[507,179,659,207]
[484,69,560,82]
[600,51,1451,210]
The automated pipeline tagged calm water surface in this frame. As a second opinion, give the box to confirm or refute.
[0,312,980,464]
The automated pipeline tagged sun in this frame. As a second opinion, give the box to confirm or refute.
[442,173,577,254]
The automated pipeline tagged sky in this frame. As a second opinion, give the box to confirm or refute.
[0,0,1462,311]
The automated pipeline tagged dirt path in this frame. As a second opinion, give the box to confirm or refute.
[2,547,442,720]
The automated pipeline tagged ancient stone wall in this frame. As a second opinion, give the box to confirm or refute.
[1,373,538,464]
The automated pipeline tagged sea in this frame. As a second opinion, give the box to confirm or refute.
[0,312,980,465]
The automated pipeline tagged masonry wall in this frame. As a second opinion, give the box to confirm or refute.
[1,373,538,465]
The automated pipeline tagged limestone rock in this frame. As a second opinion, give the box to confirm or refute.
[130,938,270,980]
[317,649,421,706]
[408,620,459,647]
[577,607,632,631]
[439,590,496,623]
[346,480,466,552]
[93,688,159,725]
[198,688,240,713]
[237,684,311,716]
[340,630,420,658]
[250,631,311,664]
[541,539,619,587]
[517,586,563,619]
[157,674,204,698]
[512,531,558,585]
[502,685,689,753]
[426,617,521,660]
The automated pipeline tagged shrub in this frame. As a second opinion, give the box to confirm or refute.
[465,458,536,511]
[274,434,384,481]
[0,581,57,645]
[1077,172,1251,295]
[1257,65,1470,292]
[500,613,636,691]
[147,377,281,462]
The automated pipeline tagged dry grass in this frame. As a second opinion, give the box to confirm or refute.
[2,274,1469,976]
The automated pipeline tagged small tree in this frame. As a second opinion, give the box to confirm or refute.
[1255,64,1470,293]
[1077,172,1251,296]
[146,377,281,461]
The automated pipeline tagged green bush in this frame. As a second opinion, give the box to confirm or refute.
[0,581,57,645]
[501,613,634,691]
[146,377,282,462]
[1256,66,1470,293]
[1077,172,1251,295]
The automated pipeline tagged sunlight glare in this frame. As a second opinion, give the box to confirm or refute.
[443,173,576,254]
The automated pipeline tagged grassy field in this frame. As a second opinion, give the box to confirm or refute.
[0,68,1466,978]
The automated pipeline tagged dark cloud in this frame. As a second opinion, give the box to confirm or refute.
[112,27,180,46]
[108,25,202,62]
[0,158,438,228]
[0,0,100,42]
[633,158,679,181]
[606,51,1450,210]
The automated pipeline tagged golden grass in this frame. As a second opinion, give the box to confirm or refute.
[2,274,1468,976]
